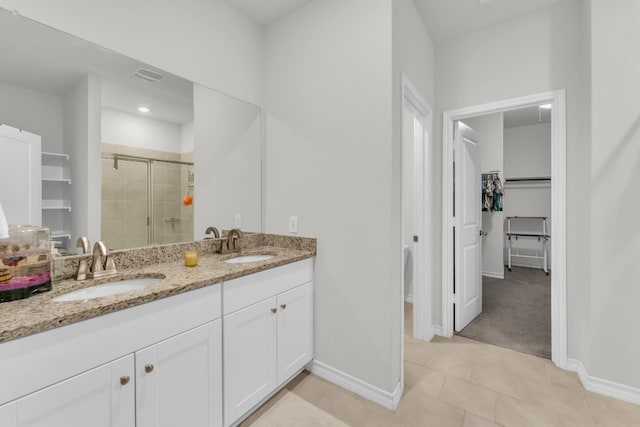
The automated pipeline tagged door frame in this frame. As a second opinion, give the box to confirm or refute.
[401,75,433,346]
[441,90,567,368]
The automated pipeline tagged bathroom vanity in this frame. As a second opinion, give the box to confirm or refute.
[0,234,315,427]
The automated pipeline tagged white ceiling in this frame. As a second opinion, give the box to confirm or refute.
[226,0,568,41]
[413,0,569,42]
[225,0,314,26]
[0,10,193,125]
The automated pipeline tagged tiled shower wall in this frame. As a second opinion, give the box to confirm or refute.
[101,143,194,250]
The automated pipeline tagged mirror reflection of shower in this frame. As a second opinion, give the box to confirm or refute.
[101,152,194,250]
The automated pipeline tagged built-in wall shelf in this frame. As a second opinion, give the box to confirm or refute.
[41,152,72,251]
[42,152,70,160]
[42,206,72,212]
[51,232,72,239]
[42,178,71,184]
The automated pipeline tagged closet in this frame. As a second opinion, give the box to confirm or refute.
[503,121,552,273]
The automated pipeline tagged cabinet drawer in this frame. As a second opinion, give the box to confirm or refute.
[223,259,312,315]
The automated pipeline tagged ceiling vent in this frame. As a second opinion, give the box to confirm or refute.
[133,68,163,83]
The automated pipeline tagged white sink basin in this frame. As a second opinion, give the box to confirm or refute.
[224,254,274,264]
[53,277,164,302]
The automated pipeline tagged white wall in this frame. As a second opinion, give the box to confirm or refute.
[101,108,182,153]
[65,74,102,245]
[193,85,261,236]
[0,0,264,106]
[264,0,396,392]
[463,113,504,278]
[433,1,588,361]
[504,123,551,179]
[181,121,194,154]
[0,82,63,153]
[393,0,436,343]
[503,122,551,269]
[587,0,640,389]
[393,0,436,383]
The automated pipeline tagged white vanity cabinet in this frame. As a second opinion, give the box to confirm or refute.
[0,321,222,427]
[223,259,313,426]
[276,282,313,384]
[136,320,222,427]
[0,284,223,427]
[7,355,135,427]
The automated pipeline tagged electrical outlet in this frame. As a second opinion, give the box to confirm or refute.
[234,214,242,228]
[289,216,298,234]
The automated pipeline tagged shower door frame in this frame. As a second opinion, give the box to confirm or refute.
[102,153,194,246]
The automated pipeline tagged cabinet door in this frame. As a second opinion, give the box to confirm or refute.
[277,282,313,384]
[136,320,222,427]
[223,297,277,427]
[14,355,134,427]
[0,402,16,427]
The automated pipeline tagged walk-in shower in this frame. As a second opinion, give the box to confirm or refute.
[101,153,194,250]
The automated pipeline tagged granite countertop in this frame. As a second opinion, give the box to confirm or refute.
[0,235,315,344]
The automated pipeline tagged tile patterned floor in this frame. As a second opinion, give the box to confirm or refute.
[241,303,640,427]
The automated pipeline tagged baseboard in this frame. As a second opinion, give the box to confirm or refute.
[566,358,640,405]
[482,271,504,279]
[405,294,414,304]
[308,360,402,410]
[432,325,442,336]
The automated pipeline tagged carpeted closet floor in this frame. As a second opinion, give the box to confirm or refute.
[456,266,551,358]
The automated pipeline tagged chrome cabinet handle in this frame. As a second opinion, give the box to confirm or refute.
[145,364,154,373]
[120,375,130,385]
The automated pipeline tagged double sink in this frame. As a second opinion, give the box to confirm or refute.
[52,254,274,302]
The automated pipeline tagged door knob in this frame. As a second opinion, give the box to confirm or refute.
[145,364,154,373]
[480,230,487,236]
[120,375,130,385]
[280,304,287,309]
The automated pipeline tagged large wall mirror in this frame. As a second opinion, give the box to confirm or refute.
[0,9,262,251]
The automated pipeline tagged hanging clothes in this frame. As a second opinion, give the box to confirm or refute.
[481,173,503,212]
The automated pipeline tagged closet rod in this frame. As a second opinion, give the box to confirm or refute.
[505,176,551,182]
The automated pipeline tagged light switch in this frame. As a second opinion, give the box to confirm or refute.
[289,216,298,234]
[234,214,242,228]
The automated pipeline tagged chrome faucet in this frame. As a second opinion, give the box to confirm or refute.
[88,241,118,279]
[205,226,220,239]
[76,237,90,280]
[219,229,243,254]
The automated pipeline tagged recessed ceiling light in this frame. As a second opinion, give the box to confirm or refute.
[539,104,552,110]
[138,106,150,113]
[479,0,495,4]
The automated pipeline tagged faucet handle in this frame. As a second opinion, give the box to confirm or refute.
[76,258,89,281]
[89,241,117,279]
[227,228,244,252]
[104,256,117,274]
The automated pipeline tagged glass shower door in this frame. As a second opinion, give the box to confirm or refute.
[150,161,194,245]
[101,157,149,250]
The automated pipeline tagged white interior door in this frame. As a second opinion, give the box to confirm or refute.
[454,121,482,331]
[0,124,41,225]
